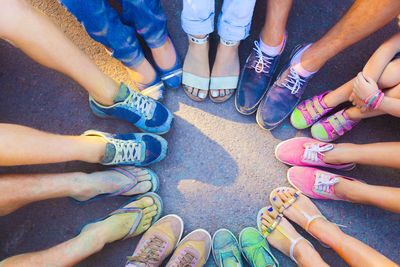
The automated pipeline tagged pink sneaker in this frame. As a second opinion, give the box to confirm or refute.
[287,166,360,200]
[311,109,359,142]
[290,91,333,129]
[275,137,355,170]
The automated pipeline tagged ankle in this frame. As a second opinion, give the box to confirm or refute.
[322,143,358,164]
[260,29,285,47]
[344,107,363,121]
[308,220,343,248]
[79,225,108,250]
[334,178,366,203]
[293,240,327,266]
[127,59,156,85]
[78,136,107,163]
[299,44,325,73]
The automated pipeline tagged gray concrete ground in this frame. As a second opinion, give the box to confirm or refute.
[0,0,399,266]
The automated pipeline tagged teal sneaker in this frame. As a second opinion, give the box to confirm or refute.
[239,227,279,267]
[212,229,244,267]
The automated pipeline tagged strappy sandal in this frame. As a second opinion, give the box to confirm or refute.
[257,206,314,264]
[70,167,160,205]
[182,34,210,101]
[209,38,240,103]
[79,192,163,240]
[270,187,329,247]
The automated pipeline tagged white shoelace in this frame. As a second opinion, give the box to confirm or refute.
[252,41,273,74]
[113,140,142,163]
[281,67,305,94]
[303,143,333,163]
[126,92,154,119]
[314,172,339,193]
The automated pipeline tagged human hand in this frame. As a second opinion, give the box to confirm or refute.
[353,72,379,100]
[349,92,371,112]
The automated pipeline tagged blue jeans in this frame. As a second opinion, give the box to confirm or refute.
[59,0,168,68]
[181,0,256,41]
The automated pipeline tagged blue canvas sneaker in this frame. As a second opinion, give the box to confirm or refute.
[89,83,173,135]
[235,41,283,115]
[256,44,314,130]
[212,229,244,267]
[155,41,183,89]
[83,130,168,166]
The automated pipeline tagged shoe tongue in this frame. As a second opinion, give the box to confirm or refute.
[253,247,273,266]
[113,83,130,103]
[102,143,116,163]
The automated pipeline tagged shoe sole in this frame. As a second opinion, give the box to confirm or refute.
[274,137,356,171]
[212,229,239,267]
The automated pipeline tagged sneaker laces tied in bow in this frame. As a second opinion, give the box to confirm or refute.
[126,91,155,119]
[114,139,142,163]
[251,41,273,74]
[314,172,339,193]
[126,236,166,265]
[303,143,333,163]
[281,67,305,94]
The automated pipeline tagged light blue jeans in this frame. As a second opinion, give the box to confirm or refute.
[181,0,257,41]
[59,0,168,68]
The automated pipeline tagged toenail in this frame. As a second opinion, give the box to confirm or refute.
[277,190,280,192]
[272,196,277,201]
[211,91,219,97]
[261,213,264,216]
[282,189,285,192]
[188,88,192,93]
[198,92,206,98]
[268,207,273,212]
[193,92,197,96]
[221,92,225,96]
[230,89,234,93]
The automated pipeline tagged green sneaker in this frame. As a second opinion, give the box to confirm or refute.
[239,227,279,267]
[212,229,244,267]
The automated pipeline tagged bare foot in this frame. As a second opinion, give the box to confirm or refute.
[70,167,154,201]
[151,37,177,71]
[259,206,328,265]
[182,35,210,100]
[81,197,158,243]
[210,42,240,101]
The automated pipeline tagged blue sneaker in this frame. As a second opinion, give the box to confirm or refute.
[83,130,168,166]
[256,44,314,130]
[89,83,173,135]
[235,41,283,115]
[155,38,183,89]
[239,227,279,267]
[212,229,244,267]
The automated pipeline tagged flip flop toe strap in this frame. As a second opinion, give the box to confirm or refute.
[108,168,138,198]
[278,191,301,213]
[289,237,314,264]
[108,207,143,240]
[262,214,283,238]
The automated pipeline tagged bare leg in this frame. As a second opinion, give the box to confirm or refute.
[300,0,400,72]
[1,198,158,267]
[273,189,397,267]
[260,0,293,46]
[0,0,119,106]
[0,168,153,216]
[0,123,106,166]
[323,142,400,168]
[333,178,400,213]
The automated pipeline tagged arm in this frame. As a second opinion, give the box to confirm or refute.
[362,32,400,81]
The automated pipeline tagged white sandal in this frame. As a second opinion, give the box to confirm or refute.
[182,34,210,101]
[209,38,240,103]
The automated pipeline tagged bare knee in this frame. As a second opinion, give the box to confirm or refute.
[377,59,400,89]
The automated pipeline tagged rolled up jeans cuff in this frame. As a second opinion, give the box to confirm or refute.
[146,33,169,49]
[217,21,251,42]
[181,16,214,36]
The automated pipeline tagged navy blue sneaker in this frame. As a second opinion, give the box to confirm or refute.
[256,44,314,130]
[235,41,283,115]
[83,130,168,166]
[89,83,173,135]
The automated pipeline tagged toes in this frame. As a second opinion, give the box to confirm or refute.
[129,181,152,195]
[198,89,207,99]
[143,204,157,214]
[267,206,279,219]
[271,191,285,210]
[192,88,199,97]
[210,89,219,98]
[134,197,154,208]
[137,173,151,182]
[219,89,225,97]
[146,210,158,219]
[225,89,231,96]
[277,189,290,202]
[185,86,193,93]
[283,189,294,200]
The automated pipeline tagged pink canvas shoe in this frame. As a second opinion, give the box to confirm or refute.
[275,137,355,170]
[287,166,360,200]
[290,91,333,129]
[311,109,359,142]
